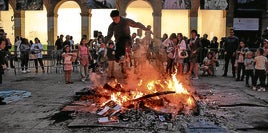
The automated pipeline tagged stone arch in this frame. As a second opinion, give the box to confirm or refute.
[54,0,83,16]
[56,1,82,43]
[119,0,161,16]
[125,0,153,36]
[121,0,162,39]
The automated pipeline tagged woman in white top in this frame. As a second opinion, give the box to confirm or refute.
[176,33,188,74]
[31,38,45,73]
[162,33,177,75]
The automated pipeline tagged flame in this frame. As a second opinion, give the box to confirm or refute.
[106,68,195,113]
[187,97,194,107]
[110,91,144,106]
[111,92,129,105]
[170,73,189,94]
[147,81,156,92]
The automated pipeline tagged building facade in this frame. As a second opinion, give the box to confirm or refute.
[0,0,267,45]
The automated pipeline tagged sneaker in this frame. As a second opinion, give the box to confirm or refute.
[252,86,257,91]
[81,78,86,82]
[26,70,31,73]
[22,70,27,73]
[258,87,266,92]
[192,77,199,80]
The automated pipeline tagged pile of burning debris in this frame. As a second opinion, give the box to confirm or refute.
[60,73,200,130]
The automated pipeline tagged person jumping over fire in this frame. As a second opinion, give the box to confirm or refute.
[104,10,149,76]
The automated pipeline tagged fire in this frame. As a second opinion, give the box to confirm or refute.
[105,69,196,114]
[147,81,157,92]
[170,73,189,94]
[187,96,194,107]
[111,92,129,105]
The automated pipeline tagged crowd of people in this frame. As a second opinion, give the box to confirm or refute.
[1,10,268,92]
[52,26,268,93]
[159,28,268,92]
[0,28,46,78]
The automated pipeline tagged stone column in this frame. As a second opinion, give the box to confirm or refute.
[189,0,199,35]
[226,0,235,35]
[81,10,92,40]
[14,11,25,38]
[118,0,129,17]
[47,12,58,46]
[189,15,198,31]
[153,12,161,39]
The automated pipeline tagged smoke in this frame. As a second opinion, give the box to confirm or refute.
[90,72,103,86]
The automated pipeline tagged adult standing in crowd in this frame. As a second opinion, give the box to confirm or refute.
[0,37,6,85]
[162,33,177,75]
[211,36,219,53]
[31,37,45,73]
[200,34,210,64]
[176,33,188,75]
[0,29,14,69]
[14,36,22,61]
[63,35,71,48]
[222,28,239,77]
[69,36,74,50]
[55,34,64,65]
[188,30,202,80]
[20,38,31,73]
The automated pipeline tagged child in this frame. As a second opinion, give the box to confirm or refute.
[97,43,107,74]
[236,41,248,81]
[62,45,76,84]
[78,38,91,81]
[106,42,115,79]
[0,38,6,85]
[252,48,268,91]
[200,52,216,76]
[244,51,254,87]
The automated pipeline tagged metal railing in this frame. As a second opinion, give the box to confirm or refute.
[11,49,80,75]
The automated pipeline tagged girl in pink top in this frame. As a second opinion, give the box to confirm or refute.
[78,38,91,82]
[62,45,76,84]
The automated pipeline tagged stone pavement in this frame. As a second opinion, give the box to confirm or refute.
[0,62,267,133]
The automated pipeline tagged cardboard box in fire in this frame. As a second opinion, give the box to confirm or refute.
[97,100,121,124]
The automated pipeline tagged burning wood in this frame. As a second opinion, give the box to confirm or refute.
[132,91,175,101]
[103,83,129,93]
